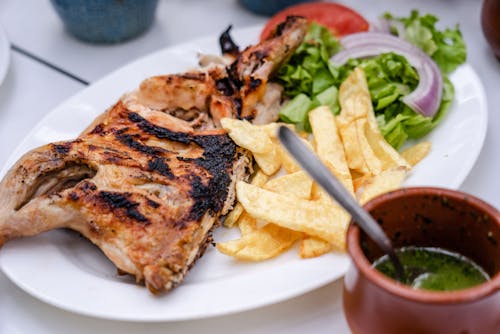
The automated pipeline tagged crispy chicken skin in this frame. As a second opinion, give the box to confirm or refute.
[0,16,307,294]
[138,16,308,126]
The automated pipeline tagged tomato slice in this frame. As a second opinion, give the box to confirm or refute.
[260,2,369,41]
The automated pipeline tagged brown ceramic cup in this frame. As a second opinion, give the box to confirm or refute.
[343,187,500,334]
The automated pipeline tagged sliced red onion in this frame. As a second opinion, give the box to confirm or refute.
[331,32,442,118]
[369,18,390,34]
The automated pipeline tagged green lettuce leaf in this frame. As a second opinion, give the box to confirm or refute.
[277,23,341,130]
[384,10,467,73]
[276,13,462,149]
[337,53,455,149]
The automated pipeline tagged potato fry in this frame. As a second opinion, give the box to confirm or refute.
[224,169,268,227]
[352,174,372,193]
[337,68,409,175]
[219,171,305,261]
[401,141,431,166]
[258,122,280,138]
[276,136,313,174]
[358,167,407,204]
[299,237,332,258]
[219,68,432,261]
[253,138,281,175]
[236,182,349,249]
[237,212,257,235]
[216,221,301,261]
[337,117,382,176]
[221,118,272,154]
[309,106,354,195]
[363,102,410,170]
[263,171,312,200]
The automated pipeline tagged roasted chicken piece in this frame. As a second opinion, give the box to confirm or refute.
[138,16,307,126]
[0,16,307,293]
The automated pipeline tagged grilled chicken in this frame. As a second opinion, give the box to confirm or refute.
[0,16,307,293]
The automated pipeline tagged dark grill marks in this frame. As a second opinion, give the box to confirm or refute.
[248,77,262,92]
[180,72,207,81]
[99,191,149,224]
[215,77,235,96]
[116,133,165,156]
[219,25,240,56]
[89,123,105,135]
[187,175,213,220]
[52,142,72,155]
[146,198,160,208]
[147,157,174,179]
[128,112,192,144]
[52,140,81,155]
[234,98,243,118]
[127,111,237,221]
[187,135,236,220]
[276,15,304,37]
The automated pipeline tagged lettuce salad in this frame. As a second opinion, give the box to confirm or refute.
[276,11,467,149]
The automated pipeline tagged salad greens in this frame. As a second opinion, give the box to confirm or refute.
[276,11,466,149]
[384,10,466,74]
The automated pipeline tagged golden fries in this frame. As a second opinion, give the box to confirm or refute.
[217,216,301,261]
[309,106,354,195]
[401,141,431,166]
[217,67,431,262]
[263,171,312,200]
[299,237,332,259]
[221,118,272,154]
[358,167,408,204]
[236,182,349,249]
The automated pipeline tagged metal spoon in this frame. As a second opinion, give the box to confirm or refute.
[278,126,405,281]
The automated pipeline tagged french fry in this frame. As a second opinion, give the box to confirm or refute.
[358,167,407,204]
[219,67,431,261]
[365,120,410,170]
[254,138,282,175]
[218,171,306,261]
[401,141,431,166]
[337,117,382,176]
[337,68,410,175]
[299,237,332,258]
[263,171,312,200]
[237,212,258,235]
[309,106,354,195]
[276,136,313,174]
[216,221,301,261]
[221,118,272,154]
[236,182,349,249]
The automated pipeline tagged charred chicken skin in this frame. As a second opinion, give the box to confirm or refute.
[0,16,307,293]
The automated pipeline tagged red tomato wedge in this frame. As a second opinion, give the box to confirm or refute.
[260,2,369,41]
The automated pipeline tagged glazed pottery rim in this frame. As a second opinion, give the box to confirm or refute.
[347,187,500,304]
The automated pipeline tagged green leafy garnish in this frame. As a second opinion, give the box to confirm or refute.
[275,11,465,149]
[276,23,341,130]
[330,53,455,149]
[383,10,467,73]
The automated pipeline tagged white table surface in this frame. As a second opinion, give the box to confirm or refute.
[0,0,498,333]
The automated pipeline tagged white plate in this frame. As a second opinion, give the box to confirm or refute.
[0,26,487,322]
[0,22,10,85]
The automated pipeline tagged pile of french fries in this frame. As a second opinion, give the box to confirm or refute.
[218,68,431,261]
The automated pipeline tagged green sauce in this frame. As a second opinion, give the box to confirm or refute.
[373,247,490,291]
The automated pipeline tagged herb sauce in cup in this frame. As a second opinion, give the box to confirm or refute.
[373,247,490,291]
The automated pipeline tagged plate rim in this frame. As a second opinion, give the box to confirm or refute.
[0,25,489,322]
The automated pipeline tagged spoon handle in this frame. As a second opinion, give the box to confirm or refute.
[278,126,404,277]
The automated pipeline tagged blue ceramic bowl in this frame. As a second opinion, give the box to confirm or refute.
[50,0,159,43]
[239,0,314,16]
